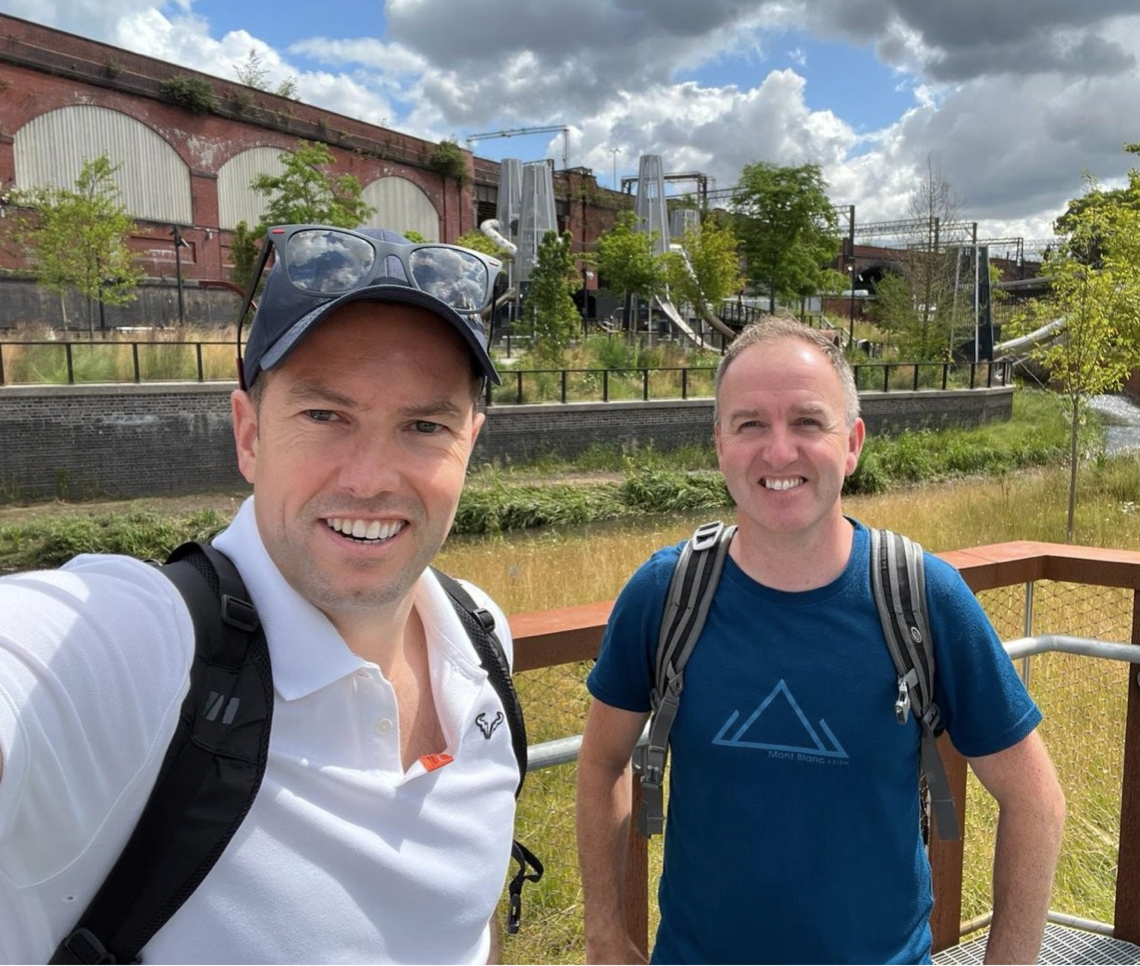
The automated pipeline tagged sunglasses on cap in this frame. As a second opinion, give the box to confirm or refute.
[237,223,506,333]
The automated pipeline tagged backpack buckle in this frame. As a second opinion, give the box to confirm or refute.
[895,675,912,724]
[690,521,724,552]
[221,594,259,633]
[56,928,116,965]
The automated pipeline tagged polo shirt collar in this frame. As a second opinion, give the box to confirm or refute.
[212,497,366,701]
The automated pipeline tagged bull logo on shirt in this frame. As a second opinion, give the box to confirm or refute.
[476,711,504,739]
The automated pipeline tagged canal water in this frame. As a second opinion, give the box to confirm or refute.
[1089,394,1140,455]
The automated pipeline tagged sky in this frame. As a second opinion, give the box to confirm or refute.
[4,0,1140,248]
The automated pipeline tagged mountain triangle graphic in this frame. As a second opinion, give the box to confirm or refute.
[712,679,848,758]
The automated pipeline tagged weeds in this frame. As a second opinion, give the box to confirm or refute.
[0,509,227,573]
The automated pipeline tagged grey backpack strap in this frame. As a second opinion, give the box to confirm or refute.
[636,520,735,837]
[869,528,961,841]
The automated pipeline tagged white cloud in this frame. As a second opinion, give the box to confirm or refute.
[3,0,1139,238]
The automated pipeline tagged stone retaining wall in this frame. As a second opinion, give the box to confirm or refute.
[0,384,1013,501]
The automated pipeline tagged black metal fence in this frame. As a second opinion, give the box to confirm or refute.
[0,338,1013,402]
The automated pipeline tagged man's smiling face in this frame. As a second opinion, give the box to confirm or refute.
[714,336,864,542]
[232,301,482,626]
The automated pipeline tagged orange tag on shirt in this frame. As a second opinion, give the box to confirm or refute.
[420,753,454,772]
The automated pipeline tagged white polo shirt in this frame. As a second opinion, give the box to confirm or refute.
[0,498,519,964]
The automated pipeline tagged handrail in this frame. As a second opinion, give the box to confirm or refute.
[523,633,1140,773]
[0,339,1014,400]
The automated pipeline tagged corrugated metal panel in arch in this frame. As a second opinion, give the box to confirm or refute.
[217,146,290,230]
[14,105,192,224]
[361,176,439,240]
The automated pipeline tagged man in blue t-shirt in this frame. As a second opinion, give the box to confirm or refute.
[576,319,1066,964]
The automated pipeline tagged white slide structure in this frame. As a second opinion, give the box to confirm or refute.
[479,218,520,312]
[994,317,1066,356]
[653,295,718,351]
[480,218,517,257]
[670,244,737,340]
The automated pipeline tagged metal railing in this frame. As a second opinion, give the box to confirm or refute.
[504,542,1140,961]
[0,339,236,386]
[0,339,1015,403]
[853,359,1013,392]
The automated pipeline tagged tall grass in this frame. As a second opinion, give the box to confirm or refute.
[487,334,719,404]
[0,326,237,384]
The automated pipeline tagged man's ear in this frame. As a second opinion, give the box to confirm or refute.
[845,418,866,476]
[231,389,259,485]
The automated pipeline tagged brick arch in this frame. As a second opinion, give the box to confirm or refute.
[361,176,440,241]
[14,104,191,224]
[216,146,293,230]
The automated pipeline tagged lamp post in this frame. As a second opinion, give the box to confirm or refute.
[846,257,857,347]
[610,147,620,191]
[170,225,188,327]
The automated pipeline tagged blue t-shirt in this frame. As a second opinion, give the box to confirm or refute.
[587,521,1040,965]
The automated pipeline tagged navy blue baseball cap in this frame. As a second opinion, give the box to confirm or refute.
[239,226,502,388]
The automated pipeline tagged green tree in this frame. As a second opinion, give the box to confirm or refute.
[1054,143,1140,267]
[251,141,375,230]
[522,230,581,362]
[902,157,969,358]
[1019,171,1140,542]
[229,220,258,288]
[591,211,666,329]
[456,229,512,261]
[732,161,840,308]
[230,141,377,289]
[427,140,469,187]
[663,217,743,320]
[9,155,144,333]
[872,271,919,354]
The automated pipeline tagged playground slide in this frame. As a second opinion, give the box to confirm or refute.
[994,317,1065,356]
[653,295,717,351]
[479,218,517,257]
[669,244,736,339]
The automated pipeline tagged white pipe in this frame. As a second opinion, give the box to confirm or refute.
[479,218,517,257]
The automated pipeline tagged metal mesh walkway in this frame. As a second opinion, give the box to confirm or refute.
[935,923,1140,964]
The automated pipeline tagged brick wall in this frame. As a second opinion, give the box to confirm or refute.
[0,13,473,279]
[0,384,1013,501]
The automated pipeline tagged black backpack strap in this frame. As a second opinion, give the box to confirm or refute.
[431,567,543,933]
[432,568,527,794]
[869,528,961,841]
[636,520,735,837]
[51,543,274,965]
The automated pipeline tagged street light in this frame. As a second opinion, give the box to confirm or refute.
[610,147,620,191]
[170,225,189,327]
[846,258,857,348]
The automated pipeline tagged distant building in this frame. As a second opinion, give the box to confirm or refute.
[0,13,622,303]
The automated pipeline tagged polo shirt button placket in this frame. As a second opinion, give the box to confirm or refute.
[374,717,394,736]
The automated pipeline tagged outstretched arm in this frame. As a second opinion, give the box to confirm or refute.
[968,729,1066,965]
[576,699,650,965]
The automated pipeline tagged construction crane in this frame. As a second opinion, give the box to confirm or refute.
[465,125,570,170]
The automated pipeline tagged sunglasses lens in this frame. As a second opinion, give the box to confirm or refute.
[409,247,490,312]
[284,230,376,294]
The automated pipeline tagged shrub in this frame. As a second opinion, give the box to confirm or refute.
[160,75,218,115]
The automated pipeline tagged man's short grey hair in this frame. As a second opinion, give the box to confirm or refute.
[713,318,860,427]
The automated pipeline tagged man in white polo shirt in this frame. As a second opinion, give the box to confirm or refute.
[0,227,520,964]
